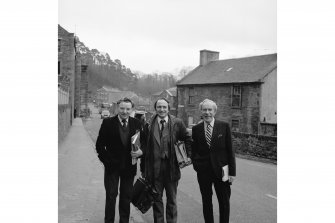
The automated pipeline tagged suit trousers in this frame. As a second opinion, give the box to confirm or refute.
[153,158,178,223]
[104,168,134,223]
[197,165,231,223]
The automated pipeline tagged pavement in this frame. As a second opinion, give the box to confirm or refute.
[59,118,144,223]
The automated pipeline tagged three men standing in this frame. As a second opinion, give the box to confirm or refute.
[142,98,192,223]
[95,97,235,223]
[192,99,236,223]
[95,98,143,223]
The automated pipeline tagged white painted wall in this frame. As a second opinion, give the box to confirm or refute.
[260,68,277,124]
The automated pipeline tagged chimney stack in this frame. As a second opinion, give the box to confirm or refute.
[200,49,219,66]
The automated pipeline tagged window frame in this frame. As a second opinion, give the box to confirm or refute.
[231,119,240,131]
[188,87,196,104]
[231,85,242,107]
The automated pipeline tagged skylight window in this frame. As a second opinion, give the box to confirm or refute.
[226,67,233,72]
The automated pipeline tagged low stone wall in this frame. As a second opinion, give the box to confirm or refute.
[58,104,71,143]
[232,132,277,160]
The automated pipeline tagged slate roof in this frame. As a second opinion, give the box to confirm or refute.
[152,90,164,96]
[177,54,277,85]
[97,86,121,92]
[166,87,177,96]
[152,87,177,97]
[108,91,137,103]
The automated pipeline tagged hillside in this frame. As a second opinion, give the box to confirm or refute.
[76,38,137,94]
[74,37,179,98]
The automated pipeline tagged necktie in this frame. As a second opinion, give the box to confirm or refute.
[122,119,127,128]
[160,119,166,138]
[205,123,212,147]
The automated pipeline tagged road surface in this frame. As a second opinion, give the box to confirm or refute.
[82,104,277,222]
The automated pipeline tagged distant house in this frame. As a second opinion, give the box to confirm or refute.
[177,50,277,136]
[136,96,151,112]
[96,86,140,114]
[96,86,120,105]
[108,91,137,104]
[152,87,177,116]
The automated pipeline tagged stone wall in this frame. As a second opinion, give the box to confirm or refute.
[58,104,71,143]
[58,26,75,80]
[177,83,261,134]
[259,123,277,136]
[58,25,75,125]
[232,132,277,160]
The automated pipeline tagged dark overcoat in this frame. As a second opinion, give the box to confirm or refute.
[191,120,236,178]
[95,115,142,176]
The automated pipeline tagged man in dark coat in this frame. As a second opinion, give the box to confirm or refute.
[95,98,143,223]
[191,99,236,223]
[142,98,192,223]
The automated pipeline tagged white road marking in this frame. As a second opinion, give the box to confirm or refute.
[266,194,277,199]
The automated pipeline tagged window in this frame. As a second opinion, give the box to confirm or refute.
[58,61,60,75]
[231,119,240,131]
[188,87,196,104]
[58,39,61,52]
[231,85,241,107]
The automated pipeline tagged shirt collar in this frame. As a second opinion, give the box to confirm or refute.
[118,115,129,124]
[157,116,168,124]
[205,118,215,127]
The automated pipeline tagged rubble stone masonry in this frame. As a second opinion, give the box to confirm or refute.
[177,83,261,134]
[58,25,75,142]
[232,132,277,160]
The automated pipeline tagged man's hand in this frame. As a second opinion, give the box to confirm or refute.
[222,165,229,182]
[228,176,235,183]
[131,146,143,158]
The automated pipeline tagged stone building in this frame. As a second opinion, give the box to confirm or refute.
[58,25,76,115]
[96,86,120,105]
[177,50,277,136]
[95,86,141,115]
[96,86,138,105]
[58,24,89,141]
[151,87,177,116]
[79,64,89,115]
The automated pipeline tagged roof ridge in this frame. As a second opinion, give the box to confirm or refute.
[216,53,277,63]
[176,65,201,85]
[259,65,277,81]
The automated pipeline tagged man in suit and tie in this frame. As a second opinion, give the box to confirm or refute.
[95,97,143,223]
[191,99,236,223]
[142,98,192,223]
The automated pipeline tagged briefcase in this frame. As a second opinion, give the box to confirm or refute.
[174,141,192,168]
[131,177,159,214]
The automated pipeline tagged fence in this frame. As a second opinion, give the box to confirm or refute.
[58,87,69,105]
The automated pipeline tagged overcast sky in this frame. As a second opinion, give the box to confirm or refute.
[59,0,276,74]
